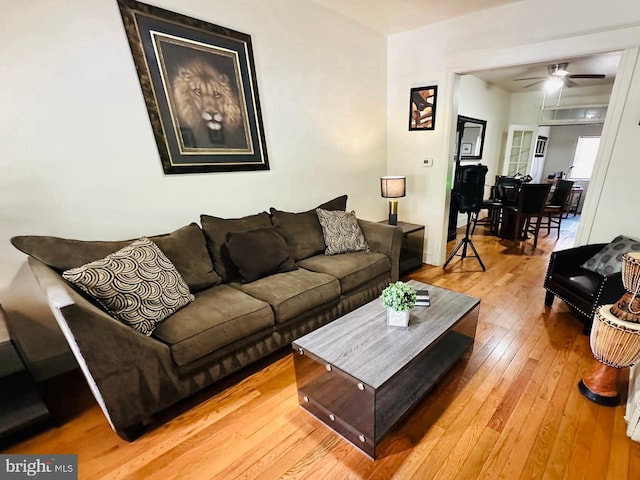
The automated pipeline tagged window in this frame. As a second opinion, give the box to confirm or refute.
[569,136,600,179]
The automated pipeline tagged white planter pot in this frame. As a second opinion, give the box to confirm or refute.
[386,308,411,327]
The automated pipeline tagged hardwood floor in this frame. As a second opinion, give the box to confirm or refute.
[4,216,640,479]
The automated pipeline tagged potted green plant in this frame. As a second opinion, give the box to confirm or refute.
[381,281,417,327]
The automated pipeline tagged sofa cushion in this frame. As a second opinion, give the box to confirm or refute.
[152,284,274,367]
[553,270,602,300]
[236,269,340,323]
[270,195,347,261]
[11,223,220,292]
[316,208,369,255]
[226,227,297,283]
[151,224,222,291]
[200,212,272,282]
[581,235,640,275]
[62,238,195,336]
[297,252,390,293]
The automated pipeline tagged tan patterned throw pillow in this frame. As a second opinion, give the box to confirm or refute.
[62,237,194,335]
[316,208,369,255]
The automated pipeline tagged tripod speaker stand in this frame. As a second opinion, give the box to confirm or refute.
[443,164,488,271]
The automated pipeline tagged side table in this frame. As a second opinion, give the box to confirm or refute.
[565,186,583,217]
[379,221,425,274]
[0,304,50,442]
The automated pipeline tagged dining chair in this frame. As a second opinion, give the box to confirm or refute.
[471,176,521,234]
[495,175,522,205]
[541,179,574,237]
[495,175,522,189]
[471,199,502,234]
[470,185,502,234]
[504,183,552,249]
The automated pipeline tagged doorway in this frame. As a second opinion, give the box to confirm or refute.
[450,51,620,245]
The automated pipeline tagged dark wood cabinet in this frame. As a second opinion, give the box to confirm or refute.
[395,222,426,274]
[0,306,49,442]
[378,222,426,274]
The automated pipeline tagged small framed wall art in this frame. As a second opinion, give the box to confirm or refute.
[409,86,437,131]
[117,0,269,174]
[535,135,548,157]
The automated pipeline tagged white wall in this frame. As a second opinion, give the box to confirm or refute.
[508,90,546,126]
[543,124,604,213]
[388,0,640,264]
[0,0,388,289]
[584,49,640,243]
[459,75,510,181]
[544,124,604,179]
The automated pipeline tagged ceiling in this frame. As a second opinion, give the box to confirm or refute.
[310,0,523,35]
[468,52,621,93]
[311,1,620,95]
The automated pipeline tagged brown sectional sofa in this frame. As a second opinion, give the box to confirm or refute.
[7,196,402,440]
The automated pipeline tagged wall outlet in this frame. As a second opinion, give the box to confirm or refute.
[423,158,434,167]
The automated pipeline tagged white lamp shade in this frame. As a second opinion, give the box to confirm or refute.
[380,176,406,198]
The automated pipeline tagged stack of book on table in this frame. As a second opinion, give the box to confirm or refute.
[415,289,430,307]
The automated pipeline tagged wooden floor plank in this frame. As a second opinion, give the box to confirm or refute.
[452,427,501,480]
[607,407,631,480]
[4,215,640,479]
[487,357,540,433]
[519,333,584,480]
[542,340,595,480]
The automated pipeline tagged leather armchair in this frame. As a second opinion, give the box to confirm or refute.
[544,243,626,334]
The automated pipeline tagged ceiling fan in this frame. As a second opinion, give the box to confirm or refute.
[514,62,606,89]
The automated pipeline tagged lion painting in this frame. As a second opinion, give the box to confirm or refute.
[171,59,248,149]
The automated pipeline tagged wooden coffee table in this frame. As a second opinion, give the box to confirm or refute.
[292,280,480,458]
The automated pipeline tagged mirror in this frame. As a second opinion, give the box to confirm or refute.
[457,115,487,160]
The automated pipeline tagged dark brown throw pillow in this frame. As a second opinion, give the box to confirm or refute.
[225,227,297,283]
[200,212,273,282]
[270,195,348,261]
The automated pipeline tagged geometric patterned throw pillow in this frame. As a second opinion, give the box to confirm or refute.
[316,208,369,255]
[62,237,194,335]
[581,235,640,276]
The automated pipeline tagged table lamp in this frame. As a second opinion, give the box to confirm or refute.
[380,176,406,225]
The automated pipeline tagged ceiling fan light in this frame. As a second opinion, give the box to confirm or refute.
[545,77,564,92]
[549,62,570,77]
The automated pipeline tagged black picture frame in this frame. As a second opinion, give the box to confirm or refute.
[409,86,437,131]
[457,115,487,161]
[117,0,269,174]
[535,135,548,157]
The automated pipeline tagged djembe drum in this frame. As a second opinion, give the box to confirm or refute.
[579,252,640,406]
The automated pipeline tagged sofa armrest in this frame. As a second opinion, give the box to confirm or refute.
[597,272,625,305]
[358,219,403,282]
[28,258,177,438]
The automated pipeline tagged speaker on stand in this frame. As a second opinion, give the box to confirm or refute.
[443,164,488,271]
